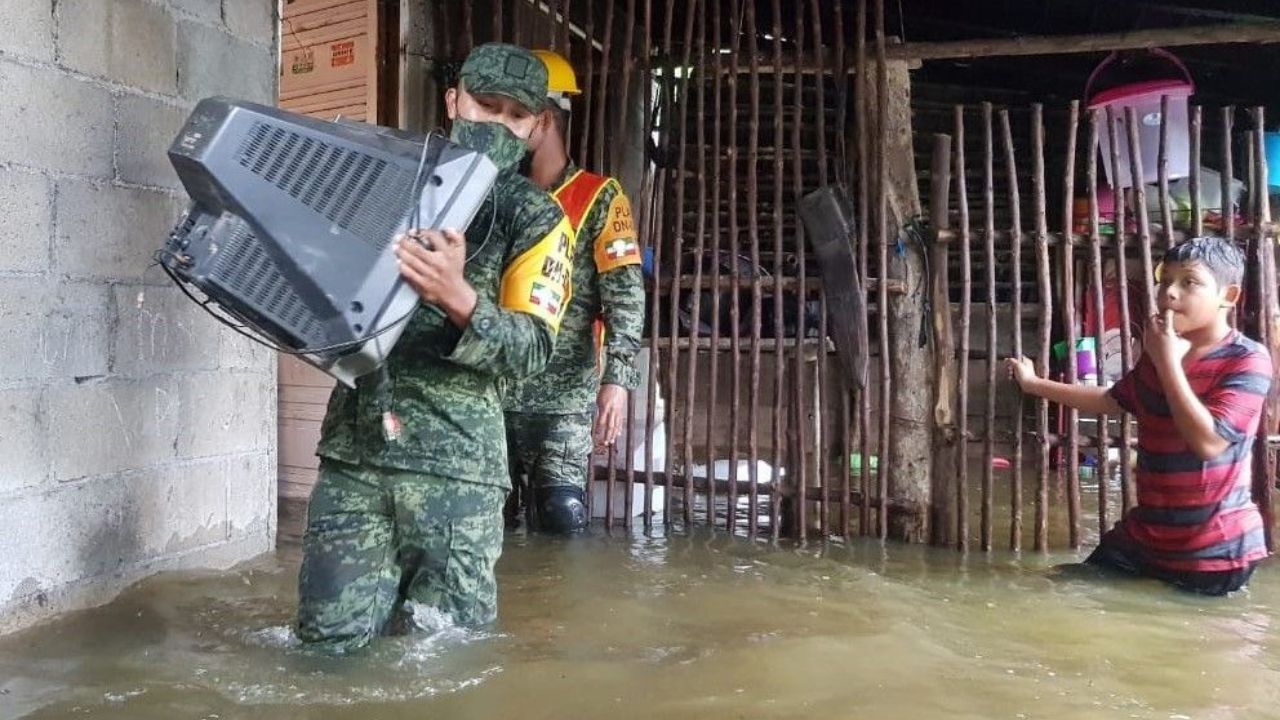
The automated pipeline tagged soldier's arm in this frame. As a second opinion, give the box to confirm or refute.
[445,192,576,379]
[592,182,645,389]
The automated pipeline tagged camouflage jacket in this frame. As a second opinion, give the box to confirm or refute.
[503,162,645,415]
[317,169,576,486]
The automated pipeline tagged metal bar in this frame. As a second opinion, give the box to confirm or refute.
[1086,110,1111,536]
[954,105,971,551]
[998,108,1023,553]
[981,102,996,553]
[665,0,697,529]
[1125,107,1158,320]
[1157,95,1176,250]
[1032,103,1052,552]
[747,0,764,539]
[874,0,890,541]
[793,0,810,541]
[770,0,786,540]
[679,0,709,530]
[1190,105,1203,237]
[1106,105,1137,515]
[1062,100,1082,550]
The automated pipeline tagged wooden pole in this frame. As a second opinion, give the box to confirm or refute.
[930,131,957,547]
[1125,107,1158,320]
[998,109,1025,553]
[875,0,891,540]
[770,0,787,541]
[1032,104,1052,552]
[1157,96,1176,250]
[1252,107,1278,551]
[954,105,971,551]
[809,0,829,540]
[793,0,810,540]
[1223,107,1236,243]
[978,104,996,553]
[1086,110,1111,536]
[1061,100,1081,551]
[1106,105,1137,514]
[855,0,872,537]
[704,0,724,529]
[1190,106,1204,238]
[747,0,764,539]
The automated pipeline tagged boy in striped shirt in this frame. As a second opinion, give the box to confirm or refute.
[1008,236,1273,595]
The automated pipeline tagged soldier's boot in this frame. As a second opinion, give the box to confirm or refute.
[533,485,588,534]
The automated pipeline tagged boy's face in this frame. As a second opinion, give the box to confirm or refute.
[445,85,539,140]
[1155,260,1240,334]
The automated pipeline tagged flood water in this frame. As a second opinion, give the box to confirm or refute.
[3,513,1280,720]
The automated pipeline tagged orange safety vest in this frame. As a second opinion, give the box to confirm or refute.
[553,169,614,375]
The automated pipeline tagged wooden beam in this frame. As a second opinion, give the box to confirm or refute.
[885,22,1280,61]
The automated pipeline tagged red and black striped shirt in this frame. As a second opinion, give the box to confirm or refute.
[1107,331,1273,573]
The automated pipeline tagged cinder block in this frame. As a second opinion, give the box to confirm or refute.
[58,0,177,94]
[217,323,277,372]
[123,460,229,556]
[41,281,113,380]
[54,178,185,284]
[176,371,275,458]
[223,0,277,46]
[0,278,51,382]
[0,168,52,273]
[115,94,189,190]
[177,21,276,104]
[0,478,133,602]
[0,60,113,177]
[112,286,222,376]
[0,2,55,61]
[226,450,276,539]
[48,377,180,481]
[0,388,50,495]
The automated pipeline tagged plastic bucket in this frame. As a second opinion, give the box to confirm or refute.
[1266,131,1280,189]
[1086,50,1194,189]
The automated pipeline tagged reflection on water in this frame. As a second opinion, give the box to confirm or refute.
[1,527,1278,719]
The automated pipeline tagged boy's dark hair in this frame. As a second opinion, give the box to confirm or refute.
[1161,236,1245,288]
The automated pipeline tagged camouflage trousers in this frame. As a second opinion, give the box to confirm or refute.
[504,411,594,491]
[503,411,594,527]
[295,459,506,653]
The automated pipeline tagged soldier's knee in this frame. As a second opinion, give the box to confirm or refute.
[533,485,588,533]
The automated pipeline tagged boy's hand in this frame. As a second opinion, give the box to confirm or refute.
[1144,309,1191,373]
[1004,355,1039,391]
[395,228,476,327]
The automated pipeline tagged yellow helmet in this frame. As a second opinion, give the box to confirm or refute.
[533,49,581,101]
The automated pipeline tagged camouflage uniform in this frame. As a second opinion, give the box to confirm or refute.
[504,163,645,511]
[297,44,575,653]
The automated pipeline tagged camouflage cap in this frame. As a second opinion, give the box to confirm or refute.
[459,43,548,114]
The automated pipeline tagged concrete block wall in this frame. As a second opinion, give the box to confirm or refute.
[0,0,279,635]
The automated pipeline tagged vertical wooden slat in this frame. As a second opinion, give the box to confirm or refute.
[558,0,573,55]
[577,0,594,177]
[954,105,971,551]
[771,0,788,540]
[1157,96,1175,250]
[855,0,871,536]
[705,0,724,529]
[1086,110,1111,536]
[792,0,810,540]
[1190,106,1203,238]
[747,0,764,539]
[462,0,474,52]
[998,109,1022,552]
[809,0,829,540]
[1223,107,1236,243]
[874,0,891,541]
[930,131,956,547]
[614,0,638,173]
[1105,106,1136,515]
[640,0,662,529]
[727,0,745,533]
[493,0,503,43]
[1061,100,1081,550]
[1252,107,1277,551]
[593,0,617,173]
[833,0,852,539]
[680,0,710,530]
[980,102,996,553]
[665,0,697,528]
[1124,108,1158,319]
[1031,103,1052,552]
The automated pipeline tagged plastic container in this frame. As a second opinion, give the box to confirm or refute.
[1053,337,1099,385]
[1086,49,1194,189]
[1266,132,1280,189]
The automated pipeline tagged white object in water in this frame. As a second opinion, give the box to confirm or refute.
[590,480,665,519]
[690,459,783,484]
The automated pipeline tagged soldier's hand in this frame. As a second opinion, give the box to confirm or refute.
[593,384,628,448]
[395,228,477,328]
